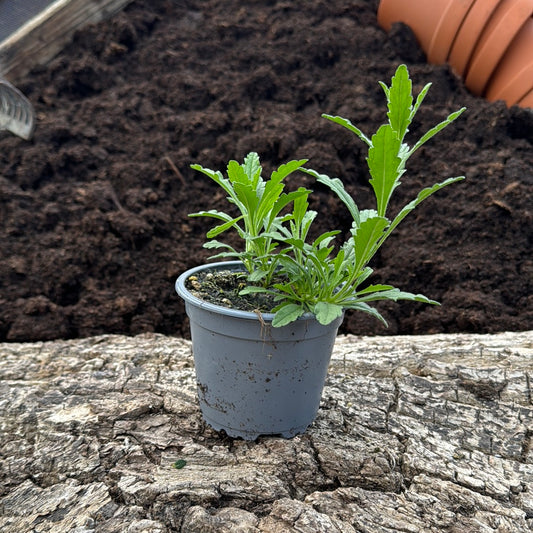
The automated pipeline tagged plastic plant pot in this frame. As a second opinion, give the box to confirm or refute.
[485,17,533,107]
[465,0,533,95]
[176,261,344,440]
[377,0,454,56]
[448,0,502,77]
[427,0,477,64]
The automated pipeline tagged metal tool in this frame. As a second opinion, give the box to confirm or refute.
[0,78,35,140]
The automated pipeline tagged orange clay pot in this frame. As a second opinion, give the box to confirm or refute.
[485,17,533,107]
[377,0,454,57]
[517,88,533,109]
[428,0,477,64]
[377,0,533,108]
[465,0,533,95]
[448,0,502,77]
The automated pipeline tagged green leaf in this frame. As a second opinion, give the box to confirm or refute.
[203,240,237,251]
[356,283,395,294]
[190,165,234,197]
[272,303,305,327]
[410,82,432,120]
[352,211,389,272]
[321,114,372,146]
[239,285,269,295]
[205,215,244,238]
[408,107,466,157]
[204,250,243,261]
[356,288,440,305]
[314,302,343,325]
[189,209,233,222]
[313,230,341,248]
[271,158,308,183]
[233,181,259,217]
[342,301,388,326]
[383,176,465,241]
[386,64,413,141]
[243,152,262,188]
[248,269,268,282]
[367,124,403,216]
[266,187,310,228]
[227,159,248,185]
[301,168,360,227]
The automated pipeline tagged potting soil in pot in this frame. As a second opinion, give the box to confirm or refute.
[0,0,531,342]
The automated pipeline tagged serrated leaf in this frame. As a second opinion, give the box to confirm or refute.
[271,158,308,183]
[352,212,389,271]
[387,64,413,141]
[243,151,262,188]
[203,240,237,251]
[233,181,259,217]
[367,124,403,216]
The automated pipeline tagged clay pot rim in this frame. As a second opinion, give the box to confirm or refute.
[465,0,533,95]
[517,87,533,109]
[377,0,452,52]
[428,0,477,64]
[448,0,502,76]
[485,17,533,105]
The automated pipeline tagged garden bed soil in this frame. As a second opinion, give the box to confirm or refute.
[0,0,532,342]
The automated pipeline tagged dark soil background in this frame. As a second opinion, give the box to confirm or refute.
[1,0,532,342]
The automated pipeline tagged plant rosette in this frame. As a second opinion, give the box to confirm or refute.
[176,64,466,440]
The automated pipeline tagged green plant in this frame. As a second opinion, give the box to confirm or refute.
[189,153,310,287]
[190,64,466,327]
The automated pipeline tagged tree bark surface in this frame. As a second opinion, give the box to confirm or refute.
[0,331,532,532]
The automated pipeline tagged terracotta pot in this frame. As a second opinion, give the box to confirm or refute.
[377,0,454,56]
[428,0,477,64]
[485,17,533,106]
[465,0,533,95]
[448,0,502,77]
[518,88,533,109]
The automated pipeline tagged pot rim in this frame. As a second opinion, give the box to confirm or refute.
[465,0,533,95]
[175,260,317,322]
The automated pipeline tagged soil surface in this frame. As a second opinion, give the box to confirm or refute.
[1,0,532,342]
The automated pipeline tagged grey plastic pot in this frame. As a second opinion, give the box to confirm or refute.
[175,261,343,440]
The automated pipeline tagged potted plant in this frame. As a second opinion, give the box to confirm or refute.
[176,64,466,440]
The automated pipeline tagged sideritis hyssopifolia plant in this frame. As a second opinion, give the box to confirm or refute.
[189,64,466,327]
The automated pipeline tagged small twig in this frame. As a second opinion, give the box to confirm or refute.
[164,156,187,186]
[106,183,125,212]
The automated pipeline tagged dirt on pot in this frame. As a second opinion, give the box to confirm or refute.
[0,0,532,342]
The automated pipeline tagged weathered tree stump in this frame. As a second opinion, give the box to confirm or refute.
[0,331,532,532]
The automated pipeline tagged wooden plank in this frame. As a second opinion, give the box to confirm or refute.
[0,0,134,82]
